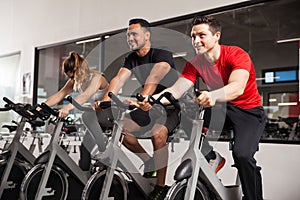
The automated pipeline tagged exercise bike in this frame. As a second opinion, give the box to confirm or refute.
[0,97,46,199]
[81,92,180,200]
[19,102,107,200]
[164,90,242,200]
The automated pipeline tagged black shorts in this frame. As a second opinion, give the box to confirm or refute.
[96,107,115,131]
[126,104,180,136]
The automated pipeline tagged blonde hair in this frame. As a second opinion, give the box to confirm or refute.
[62,51,91,91]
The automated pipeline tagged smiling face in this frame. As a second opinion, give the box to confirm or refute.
[126,23,150,51]
[191,23,220,55]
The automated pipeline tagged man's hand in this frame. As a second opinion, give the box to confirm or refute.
[137,98,152,111]
[196,91,216,108]
[123,99,151,111]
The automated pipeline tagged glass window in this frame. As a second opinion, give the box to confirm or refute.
[36,39,101,106]
[34,0,300,143]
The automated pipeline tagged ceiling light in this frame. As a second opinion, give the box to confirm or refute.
[277,102,298,106]
[76,37,101,45]
[276,37,300,44]
[173,52,187,58]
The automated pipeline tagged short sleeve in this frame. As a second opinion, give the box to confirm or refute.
[181,61,199,84]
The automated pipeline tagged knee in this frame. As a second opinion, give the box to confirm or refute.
[232,146,254,163]
[151,132,167,148]
[123,135,135,146]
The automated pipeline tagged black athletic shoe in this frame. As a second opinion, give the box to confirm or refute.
[148,185,170,200]
[143,157,157,178]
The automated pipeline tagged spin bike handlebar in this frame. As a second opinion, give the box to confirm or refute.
[30,105,51,121]
[40,103,59,117]
[0,107,11,112]
[108,91,180,112]
[136,92,181,111]
[0,105,11,112]
[108,92,128,110]
[66,96,111,112]
[3,97,36,121]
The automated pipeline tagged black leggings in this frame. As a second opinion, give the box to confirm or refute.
[79,109,114,171]
[201,104,266,200]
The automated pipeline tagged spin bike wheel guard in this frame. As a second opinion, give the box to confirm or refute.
[19,164,68,200]
[0,159,31,199]
[165,179,210,200]
[82,169,127,200]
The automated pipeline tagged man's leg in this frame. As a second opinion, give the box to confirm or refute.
[181,108,225,173]
[151,124,169,187]
[122,117,152,162]
[228,105,266,200]
[147,124,170,200]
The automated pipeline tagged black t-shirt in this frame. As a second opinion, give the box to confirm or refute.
[123,48,178,94]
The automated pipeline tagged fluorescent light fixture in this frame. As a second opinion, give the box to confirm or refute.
[104,35,110,39]
[76,37,101,45]
[256,76,280,81]
[277,102,298,106]
[277,37,300,44]
[269,98,277,102]
[173,52,187,58]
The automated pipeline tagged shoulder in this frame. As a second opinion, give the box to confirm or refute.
[222,45,248,56]
[187,55,201,66]
[125,51,137,60]
[91,71,107,81]
[152,48,172,56]
[151,48,174,68]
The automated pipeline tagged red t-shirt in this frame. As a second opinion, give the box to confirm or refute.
[181,45,262,109]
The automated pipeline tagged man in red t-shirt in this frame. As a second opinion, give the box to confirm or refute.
[151,15,266,200]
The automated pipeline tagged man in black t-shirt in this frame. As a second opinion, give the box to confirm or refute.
[98,18,179,200]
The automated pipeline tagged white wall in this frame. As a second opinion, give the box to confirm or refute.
[0,0,245,99]
[1,0,300,199]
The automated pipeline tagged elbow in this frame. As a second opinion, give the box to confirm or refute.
[234,87,245,98]
[226,85,245,101]
[237,88,245,96]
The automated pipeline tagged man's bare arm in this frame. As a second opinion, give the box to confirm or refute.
[101,68,132,102]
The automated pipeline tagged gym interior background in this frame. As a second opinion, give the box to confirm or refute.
[0,0,299,199]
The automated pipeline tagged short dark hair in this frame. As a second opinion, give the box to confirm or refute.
[129,18,151,32]
[192,15,221,34]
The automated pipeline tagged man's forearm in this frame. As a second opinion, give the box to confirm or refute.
[101,77,123,101]
[152,77,194,104]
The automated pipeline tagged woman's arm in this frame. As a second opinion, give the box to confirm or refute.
[61,73,107,113]
[44,79,74,107]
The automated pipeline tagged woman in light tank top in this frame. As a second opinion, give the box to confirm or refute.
[44,51,108,118]
[44,51,110,171]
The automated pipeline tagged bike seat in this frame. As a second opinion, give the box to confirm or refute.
[0,150,10,159]
[2,125,17,133]
[62,124,77,135]
[173,158,193,182]
[30,120,45,128]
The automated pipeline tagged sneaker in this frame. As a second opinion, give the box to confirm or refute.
[148,185,170,200]
[209,152,226,174]
[143,157,157,178]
